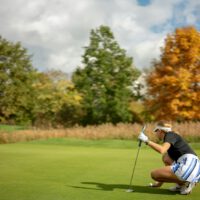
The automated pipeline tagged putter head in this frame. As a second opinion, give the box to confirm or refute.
[126,189,134,192]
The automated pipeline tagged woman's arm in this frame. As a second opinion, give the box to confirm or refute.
[147,141,171,155]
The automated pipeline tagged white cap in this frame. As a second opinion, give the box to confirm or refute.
[153,125,172,133]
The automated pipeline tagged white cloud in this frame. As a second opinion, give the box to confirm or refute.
[0,0,199,73]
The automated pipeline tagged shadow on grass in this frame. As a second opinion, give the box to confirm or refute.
[70,182,177,195]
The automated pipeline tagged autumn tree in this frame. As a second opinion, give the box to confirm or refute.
[72,25,139,125]
[145,26,200,121]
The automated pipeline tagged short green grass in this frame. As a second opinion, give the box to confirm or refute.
[0,138,199,200]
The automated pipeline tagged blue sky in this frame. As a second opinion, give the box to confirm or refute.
[0,0,199,73]
[137,0,151,6]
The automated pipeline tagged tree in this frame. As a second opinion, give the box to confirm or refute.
[0,36,38,124]
[145,27,200,121]
[72,25,139,125]
[32,70,83,127]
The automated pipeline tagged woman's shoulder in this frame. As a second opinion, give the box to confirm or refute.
[166,131,180,138]
[168,131,179,135]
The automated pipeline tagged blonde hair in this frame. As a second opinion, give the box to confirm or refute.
[154,121,172,133]
[156,121,172,128]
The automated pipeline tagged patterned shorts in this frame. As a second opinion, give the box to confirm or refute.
[171,154,200,183]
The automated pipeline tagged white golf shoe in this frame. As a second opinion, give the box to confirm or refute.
[180,182,196,195]
[169,184,181,192]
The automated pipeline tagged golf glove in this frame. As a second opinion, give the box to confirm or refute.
[138,132,149,143]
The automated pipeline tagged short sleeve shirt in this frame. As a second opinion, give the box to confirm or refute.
[164,132,196,161]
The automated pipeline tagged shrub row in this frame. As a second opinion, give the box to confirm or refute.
[0,122,200,144]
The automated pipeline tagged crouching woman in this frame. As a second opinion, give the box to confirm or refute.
[138,121,200,195]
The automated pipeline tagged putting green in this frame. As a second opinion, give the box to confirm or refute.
[0,138,199,200]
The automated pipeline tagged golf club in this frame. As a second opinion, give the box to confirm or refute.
[125,125,146,193]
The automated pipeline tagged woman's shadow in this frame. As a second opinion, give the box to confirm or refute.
[70,182,177,195]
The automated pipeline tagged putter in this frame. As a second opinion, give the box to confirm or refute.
[125,125,146,193]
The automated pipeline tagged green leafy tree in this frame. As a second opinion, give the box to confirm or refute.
[72,25,139,125]
[32,70,83,127]
[0,36,38,124]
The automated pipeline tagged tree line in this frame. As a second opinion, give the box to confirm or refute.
[0,25,199,127]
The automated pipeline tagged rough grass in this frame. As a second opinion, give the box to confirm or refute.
[0,139,200,200]
[0,122,200,144]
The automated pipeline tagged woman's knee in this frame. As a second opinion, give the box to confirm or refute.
[151,170,158,180]
[162,153,173,166]
[151,168,164,181]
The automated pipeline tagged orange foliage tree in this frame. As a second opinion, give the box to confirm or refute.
[145,26,200,121]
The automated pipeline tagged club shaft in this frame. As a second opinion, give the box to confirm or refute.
[127,144,141,189]
[127,125,146,191]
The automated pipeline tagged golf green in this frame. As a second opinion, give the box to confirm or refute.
[0,138,199,200]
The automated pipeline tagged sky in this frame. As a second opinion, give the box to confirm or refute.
[0,0,200,74]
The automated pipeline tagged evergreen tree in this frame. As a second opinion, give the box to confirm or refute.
[72,25,139,125]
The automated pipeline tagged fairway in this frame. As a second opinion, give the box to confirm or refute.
[0,139,199,200]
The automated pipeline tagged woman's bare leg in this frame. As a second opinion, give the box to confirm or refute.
[151,166,185,185]
[150,153,174,187]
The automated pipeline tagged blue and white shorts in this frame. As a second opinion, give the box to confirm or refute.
[171,154,200,183]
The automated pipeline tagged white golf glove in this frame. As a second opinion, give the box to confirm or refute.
[138,132,149,143]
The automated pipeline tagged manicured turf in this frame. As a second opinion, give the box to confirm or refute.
[0,138,199,200]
